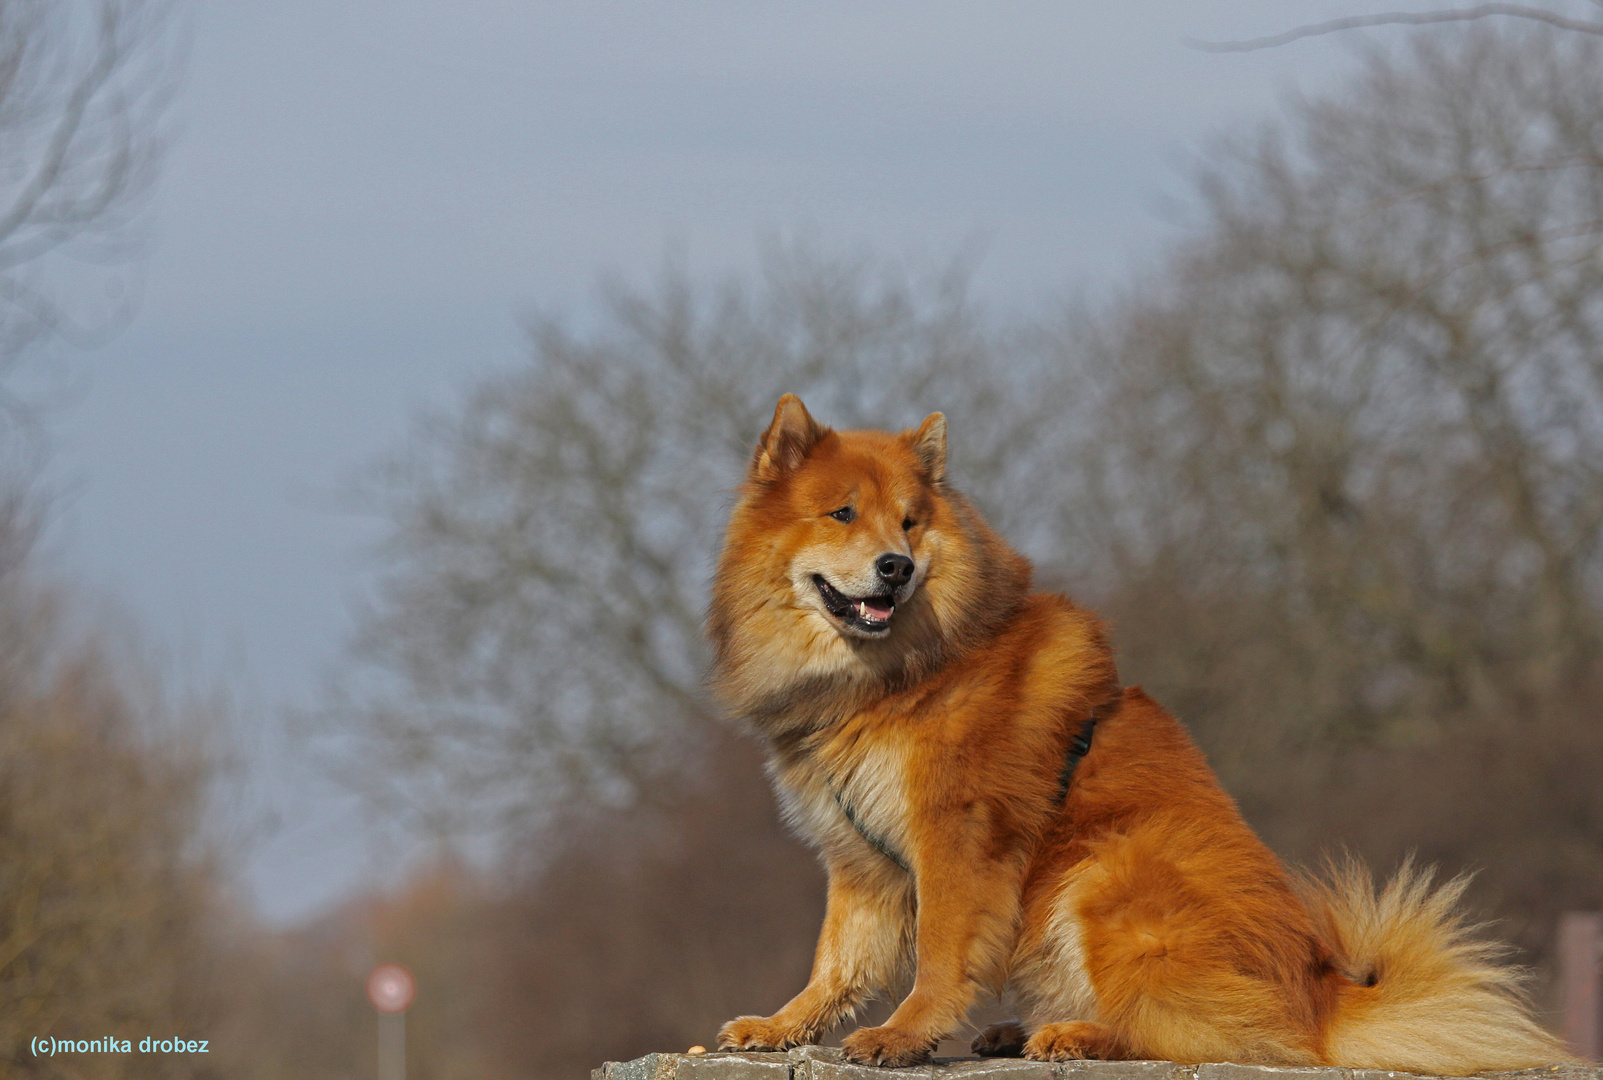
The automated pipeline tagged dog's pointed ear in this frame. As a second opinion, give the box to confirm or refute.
[752,394,827,482]
[908,412,946,482]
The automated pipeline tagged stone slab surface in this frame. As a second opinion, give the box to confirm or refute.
[1197,1064,1345,1080]
[596,1048,1603,1080]
[596,1053,667,1080]
[935,1056,1057,1080]
[1346,1070,1427,1080]
[1059,1062,1195,1080]
[793,1045,936,1080]
[677,1053,795,1080]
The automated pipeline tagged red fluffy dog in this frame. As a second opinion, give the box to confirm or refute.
[707,395,1568,1072]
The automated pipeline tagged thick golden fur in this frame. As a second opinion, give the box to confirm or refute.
[707,395,1570,1071]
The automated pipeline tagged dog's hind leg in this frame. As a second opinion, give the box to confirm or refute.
[1025,1021,1125,1061]
[1008,873,1101,1044]
[719,861,912,1051]
[972,1020,1028,1057]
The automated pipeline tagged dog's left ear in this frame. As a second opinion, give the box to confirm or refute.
[908,412,946,482]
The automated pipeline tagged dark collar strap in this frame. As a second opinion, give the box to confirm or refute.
[1055,714,1098,804]
[831,787,911,873]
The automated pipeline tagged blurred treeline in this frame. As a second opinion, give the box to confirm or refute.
[319,21,1603,1078]
[6,8,1603,1080]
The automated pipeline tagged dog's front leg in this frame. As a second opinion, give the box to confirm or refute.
[840,824,1022,1067]
[719,860,912,1051]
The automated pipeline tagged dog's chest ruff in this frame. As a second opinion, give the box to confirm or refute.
[776,738,912,871]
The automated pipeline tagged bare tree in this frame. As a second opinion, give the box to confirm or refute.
[0,7,230,1076]
[329,246,1069,843]
[1073,22,1603,953]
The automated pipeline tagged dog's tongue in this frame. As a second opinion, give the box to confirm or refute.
[858,597,894,622]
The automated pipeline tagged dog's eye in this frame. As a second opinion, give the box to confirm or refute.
[902,517,916,531]
[829,506,855,523]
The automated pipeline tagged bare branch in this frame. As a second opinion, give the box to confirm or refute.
[0,0,178,391]
[1190,4,1603,52]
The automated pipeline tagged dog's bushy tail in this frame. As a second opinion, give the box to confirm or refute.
[1300,857,1573,1073]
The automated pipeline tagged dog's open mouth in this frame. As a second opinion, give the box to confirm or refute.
[813,575,895,636]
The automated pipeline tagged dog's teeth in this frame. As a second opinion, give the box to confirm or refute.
[857,601,868,618]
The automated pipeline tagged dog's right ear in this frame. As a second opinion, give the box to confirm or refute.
[752,394,827,482]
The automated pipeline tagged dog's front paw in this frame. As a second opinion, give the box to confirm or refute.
[717,1015,810,1051]
[840,1025,936,1068]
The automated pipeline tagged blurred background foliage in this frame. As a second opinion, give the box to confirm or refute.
[3,7,1602,1079]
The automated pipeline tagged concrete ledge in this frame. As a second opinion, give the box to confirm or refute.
[592,1046,1601,1080]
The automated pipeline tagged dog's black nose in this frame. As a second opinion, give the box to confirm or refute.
[876,553,914,587]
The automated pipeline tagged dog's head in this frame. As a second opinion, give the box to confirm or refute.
[741,394,945,641]
[709,395,1029,720]
[742,394,945,641]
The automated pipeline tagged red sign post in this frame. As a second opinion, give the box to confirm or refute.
[367,964,415,1080]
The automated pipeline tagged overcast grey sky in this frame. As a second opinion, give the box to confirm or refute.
[39,0,1434,924]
